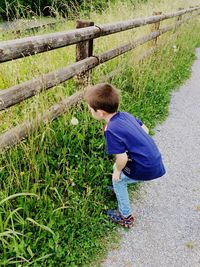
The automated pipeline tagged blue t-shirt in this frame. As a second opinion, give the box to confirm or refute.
[104,112,166,180]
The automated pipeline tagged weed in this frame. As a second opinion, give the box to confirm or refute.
[0,0,200,266]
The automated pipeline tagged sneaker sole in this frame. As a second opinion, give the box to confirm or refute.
[109,217,135,228]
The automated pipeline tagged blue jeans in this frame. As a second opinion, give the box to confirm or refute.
[112,169,141,217]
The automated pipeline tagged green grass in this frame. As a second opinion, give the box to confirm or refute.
[1,0,200,266]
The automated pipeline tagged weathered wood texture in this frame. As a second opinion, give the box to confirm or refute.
[174,8,184,32]
[0,28,164,111]
[0,8,199,151]
[0,11,198,111]
[97,26,166,64]
[11,21,65,35]
[150,12,162,46]
[0,90,85,151]
[0,6,199,62]
[0,57,98,110]
[99,46,157,83]
[76,20,94,60]
[0,27,101,62]
[76,20,94,86]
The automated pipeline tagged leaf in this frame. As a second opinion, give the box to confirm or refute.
[27,218,55,236]
[27,246,35,258]
[0,229,24,239]
[0,193,39,205]
[27,253,53,266]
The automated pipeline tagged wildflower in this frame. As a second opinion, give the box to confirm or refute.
[70,117,79,125]
[172,45,178,53]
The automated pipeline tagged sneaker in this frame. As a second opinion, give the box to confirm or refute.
[106,209,134,228]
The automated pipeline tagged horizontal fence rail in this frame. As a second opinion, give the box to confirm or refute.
[0,11,199,111]
[1,20,65,34]
[0,90,85,150]
[14,20,65,34]
[0,6,199,151]
[0,57,98,110]
[0,6,199,63]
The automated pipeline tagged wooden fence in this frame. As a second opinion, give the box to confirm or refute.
[0,6,200,151]
[0,19,64,34]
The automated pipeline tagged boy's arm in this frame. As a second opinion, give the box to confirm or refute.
[112,153,128,181]
[141,123,149,134]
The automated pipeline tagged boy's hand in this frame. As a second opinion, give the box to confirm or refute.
[112,169,121,181]
[112,153,128,181]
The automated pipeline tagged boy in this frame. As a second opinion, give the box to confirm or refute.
[85,83,166,228]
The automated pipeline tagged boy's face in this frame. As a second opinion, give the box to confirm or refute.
[88,105,105,120]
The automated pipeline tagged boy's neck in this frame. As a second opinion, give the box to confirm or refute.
[104,112,117,123]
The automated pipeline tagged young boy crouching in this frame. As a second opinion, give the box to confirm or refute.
[85,83,166,228]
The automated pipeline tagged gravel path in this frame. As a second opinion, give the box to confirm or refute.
[101,48,200,267]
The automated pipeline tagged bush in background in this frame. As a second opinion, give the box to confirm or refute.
[0,0,113,20]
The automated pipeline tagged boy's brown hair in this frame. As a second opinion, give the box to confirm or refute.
[85,83,120,113]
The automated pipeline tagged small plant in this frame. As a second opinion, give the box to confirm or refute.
[185,241,195,249]
[1,0,200,265]
[195,205,200,212]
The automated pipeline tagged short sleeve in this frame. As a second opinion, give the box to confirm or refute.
[104,130,126,155]
[135,117,143,126]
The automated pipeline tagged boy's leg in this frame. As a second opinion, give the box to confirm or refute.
[112,171,139,217]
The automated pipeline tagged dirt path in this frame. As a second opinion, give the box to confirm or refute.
[101,48,200,267]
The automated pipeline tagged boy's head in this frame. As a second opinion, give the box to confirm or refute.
[85,83,120,120]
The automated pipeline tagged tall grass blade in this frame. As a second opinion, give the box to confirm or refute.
[27,253,54,265]
[0,229,24,238]
[0,193,39,205]
[27,218,55,236]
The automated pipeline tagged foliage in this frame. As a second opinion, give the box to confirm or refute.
[0,0,200,265]
[0,0,114,20]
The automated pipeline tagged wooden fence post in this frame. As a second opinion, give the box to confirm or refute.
[75,20,94,87]
[174,8,184,32]
[150,11,162,47]
[177,7,184,21]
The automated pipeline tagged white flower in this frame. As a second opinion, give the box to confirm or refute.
[172,45,178,52]
[70,117,79,125]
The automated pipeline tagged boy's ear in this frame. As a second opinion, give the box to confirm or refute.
[97,109,106,117]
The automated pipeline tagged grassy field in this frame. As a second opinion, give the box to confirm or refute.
[1,0,200,266]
